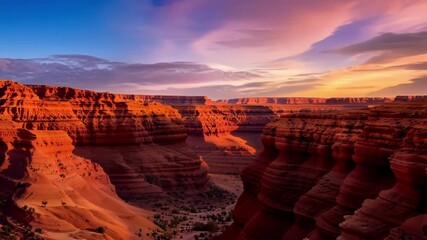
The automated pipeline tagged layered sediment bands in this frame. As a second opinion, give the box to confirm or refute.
[313,99,426,240]
[240,111,368,240]
[176,104,347,174]
[0,121,158,239]
[175,105,278,135]
[30,84,213,105]
[29,84,187,145]
[0,81,87,136]
[217,97,392,105]
[176,105,278,174]
[1,80,208,198]
[223,98,427,240]
[74,143,209,197]
[338,118,427,240]
[283,116,365,239]
[122,95,215,105]
[221,125,279,239]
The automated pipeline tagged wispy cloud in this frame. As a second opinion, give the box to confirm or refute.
[333,31,427,63]
[369,76,427,96]
[0,55,261,95]
[0,54,325,98]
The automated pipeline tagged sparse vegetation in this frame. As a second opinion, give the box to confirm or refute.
[123,175,241,239]
[192,221,219,233]
[96,226,105,234]
[14,182,26,189]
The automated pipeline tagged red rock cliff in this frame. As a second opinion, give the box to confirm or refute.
[217,97,393,105]
[175,104,356,174]
[0,118,158,239]
[1,80,208,199]
[222,97,427,240]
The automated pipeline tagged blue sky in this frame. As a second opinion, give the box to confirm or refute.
[0,0,128,59]
[0,0,426,98]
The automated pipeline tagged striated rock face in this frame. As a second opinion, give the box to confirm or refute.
[0,119,158,239]
[217,97,393,105]
[28,84,187,145]
[221,124,279,239]
[338,116,427,240]
[175,105,277,135]
[176,104,357,174]
[30,85,214,105]
[174,105,277,174]
[1,80,209,199]
[313,98,426,240]
[223,97,427,240]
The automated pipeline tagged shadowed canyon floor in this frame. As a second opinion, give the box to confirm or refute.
[1,80,425,240]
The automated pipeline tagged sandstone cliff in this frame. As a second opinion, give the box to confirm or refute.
[217,97,393,105]
[0,119,158,239]
[175,104,356,174]
[1,80,209,199]
[29,85,214,105]
[222,97,427,240]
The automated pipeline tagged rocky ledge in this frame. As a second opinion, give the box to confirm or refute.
[222,97,427,240]
[1,80,209,199]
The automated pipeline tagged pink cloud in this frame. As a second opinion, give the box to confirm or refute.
[127,0,427,68]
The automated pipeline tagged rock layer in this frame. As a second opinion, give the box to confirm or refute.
[1,80,209,199]
[176,104,361,174]
[0,119,158,239]
[223,97,427,240]
[217,97,393,105]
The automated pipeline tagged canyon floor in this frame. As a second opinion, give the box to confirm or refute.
[131,173,243,240]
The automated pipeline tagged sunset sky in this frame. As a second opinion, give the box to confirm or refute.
[0,0,426,99]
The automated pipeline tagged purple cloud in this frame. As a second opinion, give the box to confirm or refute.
[333,31,427,63]
[0,55,260,93]
[369,76,427,96]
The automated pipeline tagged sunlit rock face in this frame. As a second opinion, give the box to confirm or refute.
[175,102,375,175]
[217,97,393,105]
[0,119,158,239]
[222,96,427,240]
[1,80,209,199]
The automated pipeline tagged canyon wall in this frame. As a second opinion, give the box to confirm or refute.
[17,82,390,177]
[222,97,427,240]
[175,104,364,174]
[29,84,214,105]
[1,80,209,199]
[217,97,393,105]
[0,118,159,239]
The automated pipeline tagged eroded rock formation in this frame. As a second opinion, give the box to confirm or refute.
[217,97,393,105]
[176,104,360,174]
[1,80,209,199]
[223,97,427,240]
[0,119,158,239]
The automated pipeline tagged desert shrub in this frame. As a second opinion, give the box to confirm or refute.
[1,225,11,234]
[15,182,26,189]
[192,221,219,232]
[96,226,105,234]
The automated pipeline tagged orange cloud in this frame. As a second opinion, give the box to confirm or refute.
[294,53,427,97]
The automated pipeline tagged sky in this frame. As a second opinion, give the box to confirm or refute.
[0,0,426,99]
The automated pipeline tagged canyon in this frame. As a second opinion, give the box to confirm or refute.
[0,79,425,240]
[222,96,427,240]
